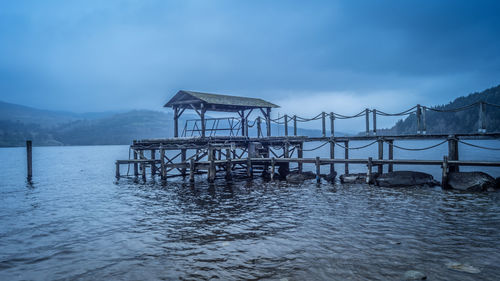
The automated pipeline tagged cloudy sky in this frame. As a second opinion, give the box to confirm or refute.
[1,0,499,129]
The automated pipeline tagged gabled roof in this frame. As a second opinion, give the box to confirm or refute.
[164,90,279,111]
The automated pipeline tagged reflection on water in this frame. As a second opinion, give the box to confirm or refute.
[0,145,500,280]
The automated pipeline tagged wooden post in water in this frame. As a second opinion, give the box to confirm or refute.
[377,139,383,174]
[365,109,370,136]
[298,143,303,173]
[422,106,427,134]
[225,148,232,180]
[387,140,394,173]
[330,112,334,137]
[160,148,166,181]
[174,107,179,138]
[141,162,146,181]
[208,147,215,182]
[115,162,120,179]
[316,156,321,183]
[26,140,32,182]
[189,158,195,182]
[442,156,449,189]
[150,149,156,177]
[372,109,377,136]
[329,140,335,178]
[271,157,275,180]
[448,135,459,172]
[181,149,187,177]
[322,112,326,137]
[257,117,261,138]
[284,114,288,136]
[133,141,138,177]
[293,115,297,136]
[366,157,373,184]
[344,141,349,175]
[246,157,253,179]
[266,107,271,137]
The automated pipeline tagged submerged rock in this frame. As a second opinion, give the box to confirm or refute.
[340,173,369,184]
[403,270,427,280]
[285,171,316,183]
[278,164,290,180]
[447,172,497,192]
[445,262,481,273]
[375,171,438,187]
[321,171,337,182]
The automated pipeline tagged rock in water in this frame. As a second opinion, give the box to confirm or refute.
[322,171,337,182]
[445,262,481,273]
[286,173,305,183]
[340,173,368,184]
[403,270,427,280]
[375,171,437,187]
[448,172,496,191]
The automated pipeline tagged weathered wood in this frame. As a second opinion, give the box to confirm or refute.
[372,109,377,135]
[366,157,373,184]
[189,158,195,182]
[330,112,334,137]
[246,157,253,178]
[344,141,349,174]
[322,112,326,137]
[26,140,32,181]
[284,114,288,136]
[141,161,146,181]
[200,104,206,138]
[442,156,449,189]
[160,148,166,181]
[150,149,156,177]
[293,115,297,136]
[115,161,120,179]
[329,140,335,176]
[478,101,486,133]
[174,106,179,138]
[316,156,321,183]
[271,157,275,180]
[266,108,271,137]
[133,149,138,177]
[448,136,459,172]
[181,149,187,177]
[377,139,383,174]
[298,143,303,173]
[416,104,421,134]
[388,140,394,172]
[257,117,262,138]
[225,148,232,180]
[208,147,215,182]
[365,109,370,136]
[421,106,427,134]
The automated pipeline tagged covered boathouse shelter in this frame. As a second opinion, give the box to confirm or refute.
[164,90,279,138]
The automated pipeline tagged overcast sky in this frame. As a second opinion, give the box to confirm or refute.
[1,0,499,129]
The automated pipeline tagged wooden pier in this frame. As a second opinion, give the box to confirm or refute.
[115,90,500,187]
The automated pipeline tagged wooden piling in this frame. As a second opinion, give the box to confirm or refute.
[388,140,394,173]
[377,139,383,174]
[442,156,449,189]
[316,156,321,183]
[26,140,32,181]
[133,150,138,177]
[150,149,156,177]
[366,157,373,184]
[225,148,232,180]
[365,109,370,136]
[448,136,459,172]
[141,162,146,181]
[293,115,297,136]
[189,158,195,182]
[115,162,120,179]
[271,157,275,180]
[344,141,349,174]
[160,148,166,181]
[330,112,334,137]
[372,109,377,136]
[322,112,326,137]
[329,140,335,177]
[181,149,187,177]
[298,143,303,173]
[284,114,288,136]
[208,147,215,182]
[247,157,253,178]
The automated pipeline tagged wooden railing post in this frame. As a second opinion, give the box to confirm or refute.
[330,112,334,137]
[284,114,288,136]
[416,104,421,134]
[26,140,32,182]
[189,158,195,182]
[365,109,370,136]
[160,148,166,181]
[315,156,321,183]
[298,143,303,173]
[422,106,427,134]
[293,115,297,136]
[329,140,335,177]
[377,139,383,174]
[373,109,377,136]
[448,135,459,172]
[344,141,349,174]
[257,117,262,138]
[322,112,326,137]
[388,140,394,173]
[478,101,486,133]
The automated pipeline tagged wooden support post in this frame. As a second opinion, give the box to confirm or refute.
[284,114,288,136]
[200,104,206,138]
[266,107,271,137]
[442,156,449,189]
[240,110,246,137]
[257,117,261,138]
[448,135,459,172]
[150,149,156,177]
[271,157,275,180]
[293,115,297,136]
[133,149,138,177]
[225,148,232,180]
[181,149,187,177]
[247,157,253,179]
[365,108,370,136]
[377,139,383,174]
[174,107,179,138]
[298,143,303,173]
[388,140,394,173]
[478,101,486,133]
[329,140,335,177]
[330,112,334,137]
[189,158,195,182]
[422,106,427,134]
[160,148,166,181]
[26,140,32,181]
[284,143,290,158]
[115,162,120,179]
[321,112,326,137]
[416,104,421,134]
[209,150,215,182]
[373,109,377,136]
[366,157,373,184]
[344,141,349,175]
[316,156,321,183]
[141,162,146,181]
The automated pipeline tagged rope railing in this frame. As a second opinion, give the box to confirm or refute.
[458,140,500,151]
[384,139,448,151]
[335,140,378,150]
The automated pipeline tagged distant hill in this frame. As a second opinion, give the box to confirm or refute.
[383,84,500,135]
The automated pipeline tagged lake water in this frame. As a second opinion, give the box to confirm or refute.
[1,141,500,280]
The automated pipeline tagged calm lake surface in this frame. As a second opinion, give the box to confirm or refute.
[1,141,500,280]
